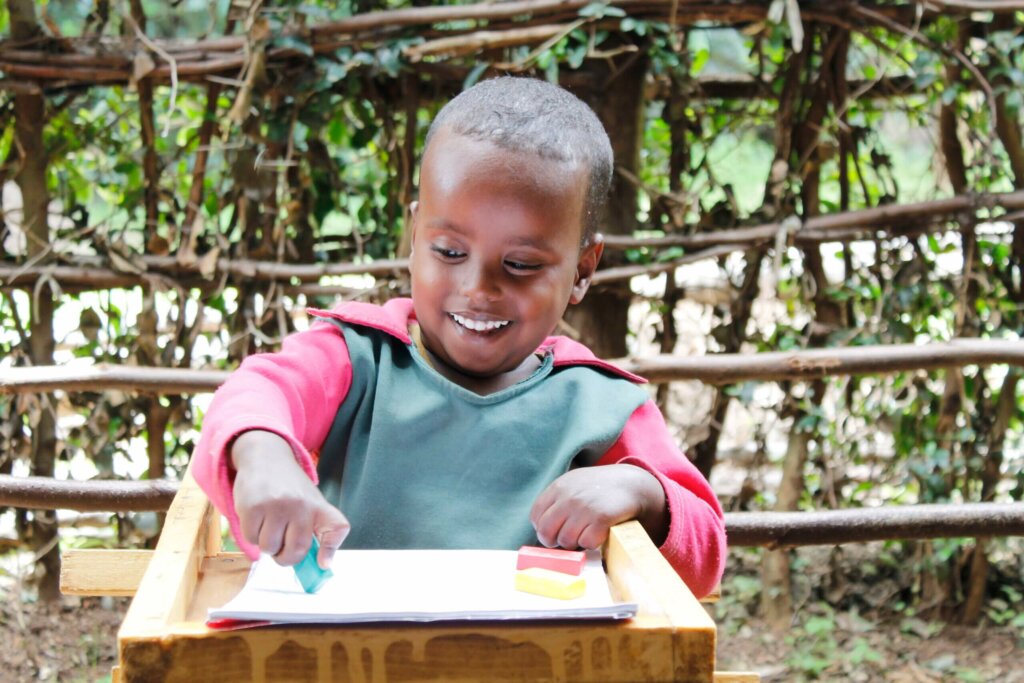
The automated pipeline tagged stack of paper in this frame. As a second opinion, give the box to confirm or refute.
[208,549,637,625]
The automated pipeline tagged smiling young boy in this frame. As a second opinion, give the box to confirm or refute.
[193,77,726,598]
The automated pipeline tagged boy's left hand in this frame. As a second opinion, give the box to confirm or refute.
[529,464,669,550]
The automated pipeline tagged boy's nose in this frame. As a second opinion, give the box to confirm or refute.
[460,262,501,303]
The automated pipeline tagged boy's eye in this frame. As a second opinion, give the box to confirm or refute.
[505,260,543,272]
[431,246,465,260]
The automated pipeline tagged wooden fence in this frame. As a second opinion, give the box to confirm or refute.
[3,349,1024,548]
[3,0,1023,624]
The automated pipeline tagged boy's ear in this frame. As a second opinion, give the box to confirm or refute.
[569,235,604,305]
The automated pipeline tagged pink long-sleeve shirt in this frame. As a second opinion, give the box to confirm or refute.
[193,298,726,598]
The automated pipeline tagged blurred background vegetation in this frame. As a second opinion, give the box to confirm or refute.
[1,0,1023,662]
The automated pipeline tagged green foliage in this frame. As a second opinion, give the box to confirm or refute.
[784,607,842,679]
[3,0,1024,626]
[717,545,1023,678]
[986,586,1024,634]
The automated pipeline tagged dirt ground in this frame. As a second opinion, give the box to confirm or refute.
[0,595,128,683]
[716,614,1023,682]
[0,591,1020,682]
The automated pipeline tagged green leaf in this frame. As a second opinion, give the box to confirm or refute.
[804,615,835,636]
[796,413,819,431]
[464,63,489,90]
[321,60,349,81]
[544,58,559,84]
[567,45,587,69]
[579,2,626,19]
[914,72,938,90]
[375,46,403,77]
[691,47,709,76]
[275,35,314,57]
[0,124,12,163]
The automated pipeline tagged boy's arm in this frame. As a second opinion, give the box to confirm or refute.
[595,400,726,599]
[191,320,354,559]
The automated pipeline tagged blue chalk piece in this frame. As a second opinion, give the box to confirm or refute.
[294,537,333,593]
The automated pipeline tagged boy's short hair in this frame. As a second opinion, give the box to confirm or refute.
[424,76,613,244]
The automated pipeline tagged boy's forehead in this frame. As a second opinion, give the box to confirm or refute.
[420,130,588,244]
[423,129,587,198]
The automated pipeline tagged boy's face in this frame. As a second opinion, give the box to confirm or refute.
[410,129,602,384]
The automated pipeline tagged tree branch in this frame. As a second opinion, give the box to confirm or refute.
[602,189,1024,249]
[727,503,1024,548]
[614,339,1024,384]
[2,190,1021,292]
[3,473,1021,550]
[0,475,178,512]
[2,339,1022,395]
[0,1,996,88]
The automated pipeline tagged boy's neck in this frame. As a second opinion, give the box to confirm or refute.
[411,324,541,395]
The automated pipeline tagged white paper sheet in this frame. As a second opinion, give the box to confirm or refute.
[208,549,637,624]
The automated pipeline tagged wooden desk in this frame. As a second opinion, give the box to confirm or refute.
[63,465,745,682]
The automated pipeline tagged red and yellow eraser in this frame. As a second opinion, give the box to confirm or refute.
[516,546,586,576]
[514,567,586,600]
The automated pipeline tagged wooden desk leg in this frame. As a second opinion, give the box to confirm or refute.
[117,460,218,679]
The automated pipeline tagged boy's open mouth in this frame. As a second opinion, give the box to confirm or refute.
[449,312,511,334]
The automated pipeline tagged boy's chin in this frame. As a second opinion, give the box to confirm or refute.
[445,353,531,381]
[447,358,511,380]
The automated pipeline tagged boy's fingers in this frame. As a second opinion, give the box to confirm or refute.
[529,489,554,527]
[556,517,588,550]
[530,477,568,528]
[577,523,608,551]
[258,515,288,560]
[533,504,569,548]
[276,518,313,566]
[316,545,336,571]
[315,506,351,570]
[239,510,264,547]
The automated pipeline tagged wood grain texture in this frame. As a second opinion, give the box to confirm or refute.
[130,625,684,682]
[713,672,761,682]
[118,461,219,642]
[115,482,717,682]
[60,549,152,596]
[701,585,721,603]
[605,522,717,682]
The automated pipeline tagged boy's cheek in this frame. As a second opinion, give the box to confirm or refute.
[410,263,442,290]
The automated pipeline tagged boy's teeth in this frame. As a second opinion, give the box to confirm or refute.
[450,313,510,332]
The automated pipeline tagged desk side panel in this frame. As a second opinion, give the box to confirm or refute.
[120,622,680,683]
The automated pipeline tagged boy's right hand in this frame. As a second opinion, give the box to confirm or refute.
[230,430,350,570]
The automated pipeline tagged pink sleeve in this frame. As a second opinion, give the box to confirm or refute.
[596,400,726,598]
[191,321,354,559]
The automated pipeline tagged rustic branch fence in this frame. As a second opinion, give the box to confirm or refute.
[4,474,1024,549]
[2,0,1023,626]
[3,338,1023,545]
